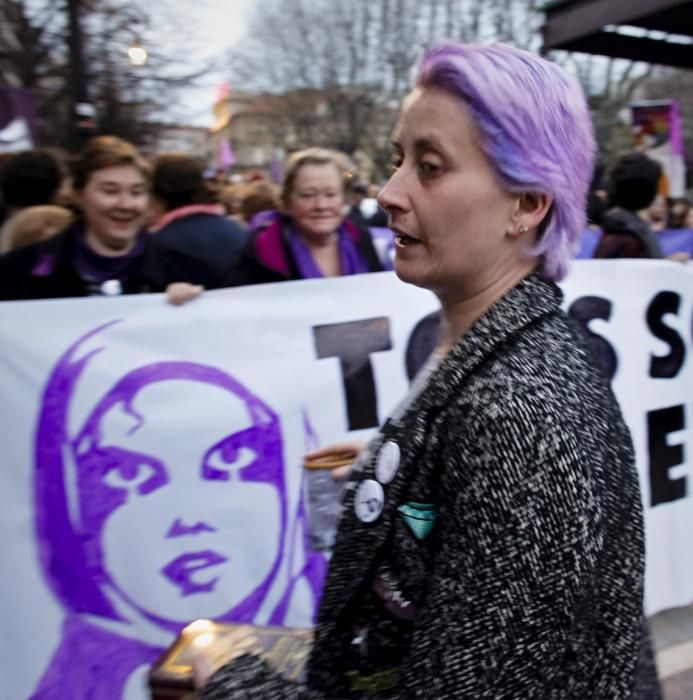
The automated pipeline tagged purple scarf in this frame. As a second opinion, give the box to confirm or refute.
[286,223,370,278]
[70,223,147,285]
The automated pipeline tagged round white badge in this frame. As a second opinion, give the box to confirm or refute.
[354,479,385,523]
[101,279,123,296]
[375,441,401,484]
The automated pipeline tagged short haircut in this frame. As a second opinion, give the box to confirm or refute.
[281,148,349,207]
[416,43,596,281]
[219,183,244,215]
[0,149,63,209]
[608,153,662,212]
[152,153,214,211]
[71,136,150,191]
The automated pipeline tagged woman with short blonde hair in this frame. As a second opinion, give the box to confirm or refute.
[224,147,386,286]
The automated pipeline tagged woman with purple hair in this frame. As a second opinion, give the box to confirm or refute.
[200,43,660,699]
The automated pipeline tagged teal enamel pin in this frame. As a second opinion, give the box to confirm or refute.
[397,502,437,541]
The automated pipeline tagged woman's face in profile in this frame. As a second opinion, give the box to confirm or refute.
[286,163,345,242]
[76,378,282,623]
[378,87,518,299]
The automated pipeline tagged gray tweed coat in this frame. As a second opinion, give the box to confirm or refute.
[202,273,661,699]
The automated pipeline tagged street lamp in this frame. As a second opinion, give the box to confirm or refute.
[127,41,148,66]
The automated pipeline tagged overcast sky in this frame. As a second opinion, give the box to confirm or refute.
[162,0,253,127]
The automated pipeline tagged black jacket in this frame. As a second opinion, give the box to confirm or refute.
[154,211,247,278]
[202,273,660,699]
[0,226,219,301]
[595,207,663,259]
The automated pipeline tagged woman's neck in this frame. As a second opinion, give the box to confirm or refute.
[84,230,138,258]
[306,236,341,276]
[298,228,338,248]
[437,262,536,354]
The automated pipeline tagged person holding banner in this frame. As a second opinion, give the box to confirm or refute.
[200,44,661,699]
[223,148,387,285]
[0,136,218,301]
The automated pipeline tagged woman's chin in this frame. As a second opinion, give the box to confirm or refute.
[393,260,427,289]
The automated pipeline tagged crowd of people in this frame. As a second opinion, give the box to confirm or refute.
[0,112,688,304]
[1,38,689,700]
[0,140,391,302]
[589,152,692,260]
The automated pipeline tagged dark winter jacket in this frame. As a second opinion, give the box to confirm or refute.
[223,215,384,287]
[154,210,247,278]
[202,273,660,699]
[595,207,663,259]
[0,225,219,301]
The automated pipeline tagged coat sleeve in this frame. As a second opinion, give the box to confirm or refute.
[0,246,36,301]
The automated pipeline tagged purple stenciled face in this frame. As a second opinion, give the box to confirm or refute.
[35,325,288,628]
[77,377,282,623]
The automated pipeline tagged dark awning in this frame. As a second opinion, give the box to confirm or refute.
[541,0,693,69]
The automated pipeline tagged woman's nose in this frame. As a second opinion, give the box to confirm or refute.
[377,172,407,214]
[116,191,139,209]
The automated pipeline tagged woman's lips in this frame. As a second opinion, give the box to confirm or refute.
[161,549,228,596]
[107,214,139,226]
[394,233,421,247]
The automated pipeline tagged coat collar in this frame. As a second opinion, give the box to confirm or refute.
[414,272,563,412]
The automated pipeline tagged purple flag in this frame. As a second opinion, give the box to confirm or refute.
[219,137,236,170]
[0,86,37,151]
[270,151,283,184]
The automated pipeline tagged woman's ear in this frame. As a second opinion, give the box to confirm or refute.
[509,192,554,237]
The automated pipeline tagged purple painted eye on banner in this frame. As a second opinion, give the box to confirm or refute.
[35,321,288,629]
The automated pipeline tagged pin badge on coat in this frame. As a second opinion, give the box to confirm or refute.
[354,479,385,523]
[375,440,400,484]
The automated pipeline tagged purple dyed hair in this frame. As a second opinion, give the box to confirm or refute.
[416,43,596,281]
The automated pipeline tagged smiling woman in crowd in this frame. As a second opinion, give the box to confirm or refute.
[199,43,661,699]
[0,136,217,301]
[223,148,387,286]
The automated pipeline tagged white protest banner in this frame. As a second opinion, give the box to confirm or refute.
[0,260,691,700]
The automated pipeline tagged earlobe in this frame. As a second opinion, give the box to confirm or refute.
[507,221,529,238]
[513,191,554,235]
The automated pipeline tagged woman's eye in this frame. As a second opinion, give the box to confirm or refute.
[103,461,156,490]
[205,445,257,481]
[420,161,440,175]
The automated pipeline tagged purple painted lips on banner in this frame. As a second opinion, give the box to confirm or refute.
[161,550,229,596]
